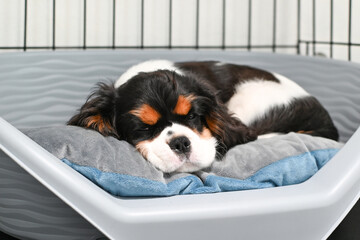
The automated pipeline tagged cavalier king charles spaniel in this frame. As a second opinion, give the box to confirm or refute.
[68,60,338,173]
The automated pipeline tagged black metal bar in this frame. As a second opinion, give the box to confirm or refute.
[0,44,299,50]
[195,0,200,49]
[222,0,226,49]
[6,41,360,50]
[83,0,86,50]
[299,40,360,46]
[112,0,116,49]
[52,0,56,50]
[348,0,352,61]
[24,0,27,51]
[330,0,333,58]
[6,0,358,59]
[306,42,309,55]
[169,0,172,49]
[312,0,316,55]
[247,0,252,51]
[297,0,301,54]
[272,0,277,52]
[141,0,144,48]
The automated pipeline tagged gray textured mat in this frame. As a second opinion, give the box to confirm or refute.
[1,50,359,142]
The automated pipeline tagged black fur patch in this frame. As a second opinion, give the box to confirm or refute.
[176,61,279,103]
[67,82,118,137]
[249,96,339,141]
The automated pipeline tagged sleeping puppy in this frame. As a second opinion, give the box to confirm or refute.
[68,60,339,173]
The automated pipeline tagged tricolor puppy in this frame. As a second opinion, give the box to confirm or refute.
[68,60,338,173]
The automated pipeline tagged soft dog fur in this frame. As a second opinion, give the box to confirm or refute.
[68,60,339,173]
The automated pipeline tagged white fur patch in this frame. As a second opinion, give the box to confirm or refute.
[226,73,309,125]
[115,60,183,88]
[215,62,226,66]
[138,123,217,173]
[258,133,284,139]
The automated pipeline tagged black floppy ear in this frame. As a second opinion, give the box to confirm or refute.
[205,102,257,154]
[67,82,118,137]
[194,85,257,151]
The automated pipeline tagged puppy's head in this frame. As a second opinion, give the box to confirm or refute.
[68,70,256,172]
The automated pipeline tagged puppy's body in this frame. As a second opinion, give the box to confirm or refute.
[69,60,338,173]
[116,60,338,139]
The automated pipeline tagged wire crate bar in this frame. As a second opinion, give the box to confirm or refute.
[0,0,358,62]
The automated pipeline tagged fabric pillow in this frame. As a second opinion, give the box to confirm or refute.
[22,126,343,197]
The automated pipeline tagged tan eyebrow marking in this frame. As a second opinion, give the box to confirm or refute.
[130,104,161,125]
[173,95,195,115]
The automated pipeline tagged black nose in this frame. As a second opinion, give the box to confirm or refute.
[169,136,191,155]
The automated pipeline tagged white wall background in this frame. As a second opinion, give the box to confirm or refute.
[0,0,359,62]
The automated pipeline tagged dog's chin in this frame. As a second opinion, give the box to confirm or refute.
[145,146,217,173]
[175,161,209,173]
[136,124,217,173]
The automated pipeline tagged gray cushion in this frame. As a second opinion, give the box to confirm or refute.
[22,126,343,197]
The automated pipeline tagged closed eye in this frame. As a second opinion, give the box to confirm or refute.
[136,126,151,132]
[187,113,198,120]
[187,113,195,120]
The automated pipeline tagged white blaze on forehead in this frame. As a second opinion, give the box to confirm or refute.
[115,60,183,88]
[226,73,309,126]
[215,62,226,66]
[137,123,217,173]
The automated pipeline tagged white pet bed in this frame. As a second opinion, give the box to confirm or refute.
[0,50,359,240]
